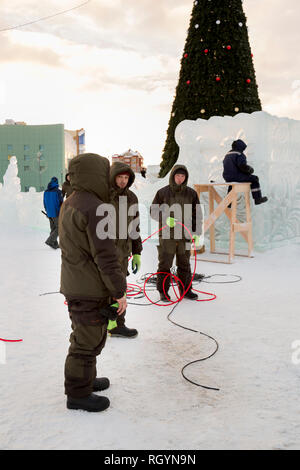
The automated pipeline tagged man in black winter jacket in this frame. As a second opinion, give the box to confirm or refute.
[223,139,268,205]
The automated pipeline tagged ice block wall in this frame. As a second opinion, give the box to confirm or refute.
[175,111,300,250]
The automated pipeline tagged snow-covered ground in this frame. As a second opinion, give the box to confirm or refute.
[0,155,300,450]
[0,223,300,450]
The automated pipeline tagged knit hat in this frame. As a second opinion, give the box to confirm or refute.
[117,171,131,177]
[173,168,187,176]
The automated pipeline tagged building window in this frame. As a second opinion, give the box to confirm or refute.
[24,155,30,161]
[24,186,29,192]
[39,155,45,160]
[24,165,30,171]
[24,144,30,151]
[7,144,13,152]
[40,166,46,171]
[39,145,45,151]
[40,186,44,191]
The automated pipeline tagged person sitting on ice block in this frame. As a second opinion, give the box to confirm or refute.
[223,139,268,205]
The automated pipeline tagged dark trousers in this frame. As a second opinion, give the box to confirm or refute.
[156,241,192,294]
[64,298,109,398]
[116,257,129,327]
[228,174,262,201]
[46,217,59,246]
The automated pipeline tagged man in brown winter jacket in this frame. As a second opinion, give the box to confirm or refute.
[108,161,143,338]
[62,173,73,199]
[150,164,202,302]
[59,153,127,412]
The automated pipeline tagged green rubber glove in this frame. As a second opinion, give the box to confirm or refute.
[132,254,141,274]
[107,319,117,331]
[107,302,119,331]
[191,234,201,247]
[166,217,177,228]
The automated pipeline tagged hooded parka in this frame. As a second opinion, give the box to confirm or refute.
[110,161,142,261]
[62,173,73,199]
[150,164,202,245]
[109,161,142,328]
[223,139,254,182]
[43,177,63,218]
[59,153,127,399]
[222,140,265,201]
[59,153,127,301]
[150,164,202,294]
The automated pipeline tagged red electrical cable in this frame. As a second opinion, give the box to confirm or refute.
[63,222,216,305]
[0,338,23,342]
[129,222,216,304]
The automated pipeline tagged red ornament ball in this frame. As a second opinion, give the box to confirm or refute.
[246,78,251,84]
[216,77,221,82]
[186,80,191,85]
[226,45,231,50]
[204,49,209,54]
[184,53,188,58]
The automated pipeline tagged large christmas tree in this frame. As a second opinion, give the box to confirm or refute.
[159,0,262,177]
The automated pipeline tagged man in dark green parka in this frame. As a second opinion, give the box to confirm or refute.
[150,164,202,302]
[59,153,127,412]
[108,161,143,338]
[62,173,73,199]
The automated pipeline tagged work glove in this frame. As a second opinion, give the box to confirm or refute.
[107,319,117,331]
[166,217,177,228]
[107,294,126,330]
[191,234,201,247]
[131,254,141,274]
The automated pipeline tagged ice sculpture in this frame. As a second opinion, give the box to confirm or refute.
[0,157,22,226]
[0,157,47,230]
[175,111,300,250]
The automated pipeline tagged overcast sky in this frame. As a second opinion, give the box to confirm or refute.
[0,0,299,165]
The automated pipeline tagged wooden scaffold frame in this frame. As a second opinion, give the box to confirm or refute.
[194,182,254,264]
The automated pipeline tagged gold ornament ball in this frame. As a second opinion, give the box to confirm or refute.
[234,107,239,112]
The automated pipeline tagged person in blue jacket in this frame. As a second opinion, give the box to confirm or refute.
[43,177,63,249]
[223,139,268,205]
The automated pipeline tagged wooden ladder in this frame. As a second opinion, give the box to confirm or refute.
[194,183,253,264]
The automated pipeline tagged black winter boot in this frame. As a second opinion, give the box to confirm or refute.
[159,291,170,302]
[93,377,110,392]
[108,325,138,338]
[184,289,198,300]
[67,393,110,412]
[179,286,198,300]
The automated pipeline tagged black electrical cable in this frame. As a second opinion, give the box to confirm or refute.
[39,270,240,391]
[0,0,91,33]
[39,291,60,296]
[167,302,220,391]
[202,274,242,284]
[132,271,221,390]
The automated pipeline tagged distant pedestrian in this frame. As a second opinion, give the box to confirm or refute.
[62,173,73,199]
[223,140,268,205]
[141,167,147,178]
[43,177,63,249]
